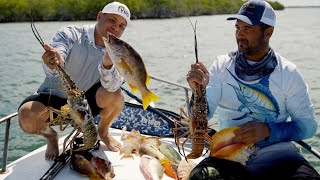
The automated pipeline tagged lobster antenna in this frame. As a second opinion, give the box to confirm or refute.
[29,5,68,104]
[30,5,45,50]
[187,17,199,63]
[29,6,65,74]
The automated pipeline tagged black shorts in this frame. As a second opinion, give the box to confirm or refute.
[19,82,102,117]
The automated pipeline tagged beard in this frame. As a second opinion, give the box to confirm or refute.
[237,34,268,56]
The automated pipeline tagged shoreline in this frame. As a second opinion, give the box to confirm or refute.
[286,6,320,8]
[0,0,284,23]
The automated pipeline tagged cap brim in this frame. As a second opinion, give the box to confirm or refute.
[104,12,132,27]
[227,15,253,25]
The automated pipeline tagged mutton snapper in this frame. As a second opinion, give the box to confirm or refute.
[102,34,159,110]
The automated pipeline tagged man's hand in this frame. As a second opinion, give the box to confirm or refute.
[234,121,270,144]
[102,52,113,69]
[42,44,64,69]
[186,62,209,90]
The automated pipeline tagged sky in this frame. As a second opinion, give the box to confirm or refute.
[276,0,320,7]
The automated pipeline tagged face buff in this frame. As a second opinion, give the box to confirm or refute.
[229,48,278,81]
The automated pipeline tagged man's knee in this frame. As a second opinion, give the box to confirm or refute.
[18,107,36,134]
[96,88,124,108]
[18,102,47,134]
[112,89,124,107]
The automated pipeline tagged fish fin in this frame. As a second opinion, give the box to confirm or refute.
[142,90,160,110]
[119,149,124,155]
[120,58,133,75]
[146,75,151,85]
[259,75,270,88]
[121,126,127,140]
[128,84,138,94]
[161,160,178,180]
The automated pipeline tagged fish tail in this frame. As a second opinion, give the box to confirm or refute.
[142,90,160,110]
[161,159,178,180]
[120,149,132,158]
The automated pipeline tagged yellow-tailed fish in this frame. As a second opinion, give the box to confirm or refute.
[102,34,159,110]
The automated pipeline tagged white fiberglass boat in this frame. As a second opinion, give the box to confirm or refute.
[1,76,319,180]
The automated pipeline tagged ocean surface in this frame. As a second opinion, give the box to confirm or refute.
[1,7,320,172]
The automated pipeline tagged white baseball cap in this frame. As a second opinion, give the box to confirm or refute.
[102,1,132,26]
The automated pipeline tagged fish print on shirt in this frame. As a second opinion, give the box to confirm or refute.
[226,69,280,122]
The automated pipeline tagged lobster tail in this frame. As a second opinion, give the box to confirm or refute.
[186,129,207,159]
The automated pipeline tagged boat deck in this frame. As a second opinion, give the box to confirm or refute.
[0,128,204,180]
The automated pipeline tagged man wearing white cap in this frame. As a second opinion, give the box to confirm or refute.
[18,2,131,160]
[187,0,320,179]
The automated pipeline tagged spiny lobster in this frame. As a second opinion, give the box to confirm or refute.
[30,10,98,154]
[173,18,209,159]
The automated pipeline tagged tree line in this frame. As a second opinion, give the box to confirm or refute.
[0,0,284,22]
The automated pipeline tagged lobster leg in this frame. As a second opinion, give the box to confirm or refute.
[68,129,81,155]
[46,106,73,130]
[174,129,190,157]
[62,126,78,154]
[180,134,192,160]
[173,118,189,156]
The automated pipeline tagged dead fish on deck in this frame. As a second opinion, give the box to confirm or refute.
[142,137,162,148]
[177,159,197,180]
[102,33,159,110]
[158,143,182,166]
[70,153,115,180]
[140,145,178,180]
[140,155,164,180]
[90,156,115,180]
[70,154,104,180]
[120,127,144,159]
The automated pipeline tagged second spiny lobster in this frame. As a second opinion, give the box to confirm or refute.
[173,19,209,159]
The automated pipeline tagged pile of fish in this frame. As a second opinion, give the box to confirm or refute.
[70,151,115,180]
[68,126,255,180]
[120,127,197,180]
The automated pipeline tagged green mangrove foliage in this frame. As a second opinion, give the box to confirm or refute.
[0,0,284,22]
